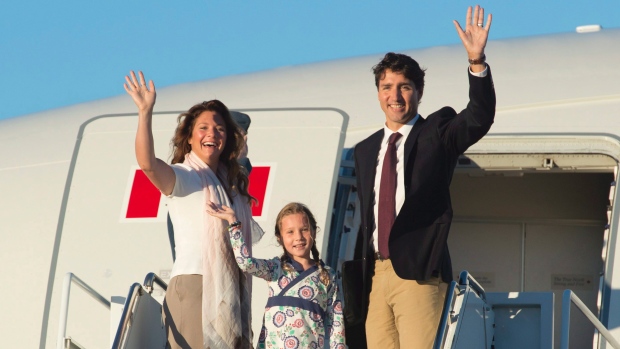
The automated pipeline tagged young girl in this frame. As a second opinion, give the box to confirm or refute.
[207,202,346,349]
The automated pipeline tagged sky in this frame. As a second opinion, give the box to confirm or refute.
[1,0,618,121]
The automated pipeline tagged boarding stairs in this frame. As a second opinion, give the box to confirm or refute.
[57,272,167,349]
[57,270,620,349]
[434,271,620,349]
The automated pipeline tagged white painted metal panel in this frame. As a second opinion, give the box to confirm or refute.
[449,222,523,292]
[526,223,603,349]
[41,108,346,348]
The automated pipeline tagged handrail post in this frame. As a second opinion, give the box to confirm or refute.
[112,283,144,349]
[561,289,620,349]
[433,280,458,349]
[143,272,168,293]
[57,272,111,349]
[57,273,73,349]
[560,289,571,349]
[458,270,486,300]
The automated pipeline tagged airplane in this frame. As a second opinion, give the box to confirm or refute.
[0,25,619,349]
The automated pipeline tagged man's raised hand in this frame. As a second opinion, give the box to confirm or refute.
[453,5,492,62]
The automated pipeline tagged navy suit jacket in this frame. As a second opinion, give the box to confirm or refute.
[353,67,496,314]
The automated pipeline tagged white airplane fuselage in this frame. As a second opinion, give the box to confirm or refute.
[1,28,619,349]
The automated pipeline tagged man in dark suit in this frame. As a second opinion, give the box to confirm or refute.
[353,6,496,348]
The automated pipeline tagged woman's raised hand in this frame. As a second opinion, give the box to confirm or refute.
[206,201,238,225]
[124,71,156,112]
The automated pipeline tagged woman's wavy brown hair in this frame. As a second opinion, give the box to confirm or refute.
[170,100,253,204]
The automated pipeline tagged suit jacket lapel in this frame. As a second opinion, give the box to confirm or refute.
[403,116,426,171]
[359,130,383,233]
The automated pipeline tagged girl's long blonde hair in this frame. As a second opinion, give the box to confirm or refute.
[275,202,330,285]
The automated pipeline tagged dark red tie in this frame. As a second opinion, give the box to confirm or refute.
[378,132,402,258]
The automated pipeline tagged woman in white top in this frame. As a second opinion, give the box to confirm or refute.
[124,70,259,349]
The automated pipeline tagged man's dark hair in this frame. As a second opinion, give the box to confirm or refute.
[372,52,426,93]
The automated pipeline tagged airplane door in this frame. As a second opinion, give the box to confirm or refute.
[43,108,347,348]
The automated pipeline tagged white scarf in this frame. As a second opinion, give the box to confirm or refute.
[184,151,259,349]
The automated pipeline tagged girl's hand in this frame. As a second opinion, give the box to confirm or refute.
[123,70,156,112]
[206,201,238,225]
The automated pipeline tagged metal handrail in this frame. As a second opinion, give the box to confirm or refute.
[143,272,168,293]
[433,280,459,349]
[458,270,487,301]
[433,271,487,349]
[57,272,110,349]
[111,282,143,349]
[560,289,620,349]
[112,272,168,348]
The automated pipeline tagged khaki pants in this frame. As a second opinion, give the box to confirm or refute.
[162,274,203,349]
[366,259,448,349]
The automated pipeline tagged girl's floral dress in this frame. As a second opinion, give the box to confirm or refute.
[229,228,346,349]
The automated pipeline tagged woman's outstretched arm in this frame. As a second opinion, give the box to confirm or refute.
[124,70,175,195]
